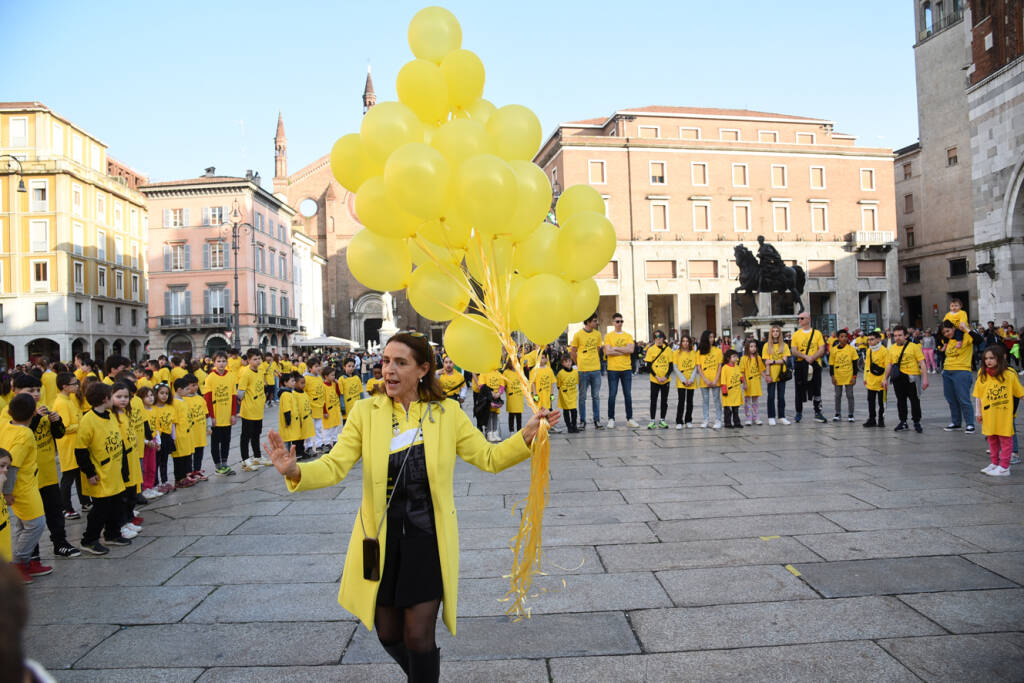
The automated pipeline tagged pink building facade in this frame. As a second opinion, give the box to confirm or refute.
[140,169,298,358]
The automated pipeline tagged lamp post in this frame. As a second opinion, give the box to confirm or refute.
[0,155,28,194]
[223,200,256,347]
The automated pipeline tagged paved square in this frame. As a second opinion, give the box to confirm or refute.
[23,384,1024,680]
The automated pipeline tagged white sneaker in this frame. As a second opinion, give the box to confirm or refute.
[626,419,640,428]
[120,525,138,539]
[987,465,1011,476]
[754,420,763,425]
[606,419,615,429]
[141,488,157,499]
[981,463,997,474]
[258,457,272,466]
[125,522,142,532]
[768,418,777,426]
[685,423,694,429]
[744,420,752,426]
[701,421,708,428]
[675,424,683,430]
[779,418,791,425]
[712,421,722,430]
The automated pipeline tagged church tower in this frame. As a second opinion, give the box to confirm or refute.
[274,112,287,180]
[362,65,376,114]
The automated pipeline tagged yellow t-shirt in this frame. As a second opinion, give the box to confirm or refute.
[155,367,171,386]
[645,343,672,384]
[943,334,973,371]
[697,347,723,388]
[437,371,466,399]
[170,366,188,385]
[296,392,314,439]
[502,369,525,414]
[186,395,209,449]
[323,380,342,429]
[152,403,174,435]
[604,332,634,372]
[791,328,826,366]
[889,342,924,376]
[761,341,791,382]
[521,349,538,372]
[571,329,603,372]
[203,370,235,426]
[477,371,505,414]
[0,492,10,561]
[54,393,82,472]
[136,377,154,391]
[116,410,142,488]
[264,361,279,386]
[0,422,44,520]
[365,377,385,394]
[76,410,126,499]
[739,355,765,397]
[556,367,579,410]
[304,374,326,411]
[340,375,364,418]
[31,414,60,488]
[854,335,869,351]
[973,370,1024,436]
[830,344,860,386]
[864,346,890,391]
[529,366,556,409]
[171,397,192,458]
[237,367,266,420]
[41,370,58,410]
[943,310,968,331]
[278,390,302,442]
[673,348,698,389]
[720,364,745,407]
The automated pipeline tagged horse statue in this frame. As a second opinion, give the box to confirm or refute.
[733,242,806,315]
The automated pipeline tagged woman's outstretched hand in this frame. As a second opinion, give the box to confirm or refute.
[263,430,300,481]
[523,408,561,445]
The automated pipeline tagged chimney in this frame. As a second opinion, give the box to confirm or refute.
[204,166,216,177]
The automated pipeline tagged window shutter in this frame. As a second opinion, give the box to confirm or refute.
[225,288,231,318]
[222,206,228,222]
[184,244,191,270]
[202,208,210,226]
[164,291,171,316]
[224,244,230,268]
[203,289,211,315]
[163,245,171,271]
[163,209,171,227]
[184,290,192,314]
[203,243,210,269]
[183,208,191,227]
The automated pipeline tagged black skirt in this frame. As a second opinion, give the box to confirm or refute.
[376,518,444,608]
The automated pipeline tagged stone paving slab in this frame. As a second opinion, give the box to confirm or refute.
[548,641,917,682]
[986,484,1024,502]
[505,490,625,509]
[24,623,118,669]
[26,585,213,625]
[166,554,345,585]
[594,474,739,489]
[794,528,984,561]
[598,537,823,572]
[460,522,657,549]
[898,589,1024,633]
[138,516,250,537]
[467,477,597,496]
[457,572,671,617]
[539,504,657,526]
[185,533,352,556]
[655,564,818,606]
[878,634,1024,682]
[943,524,1024,551]
[343,611,640,662]
[874,474,976,490]
[184,583,354,623]
[41,557,192,587]
[794,556,1016,597]
[76,623,354,668]
[618,485,745,504]
[162,501,292,519]
[196,659,547,682]
[729,480,890,499]
[964,551,1024,584]
[823,504,1024,531]
[130,536,202,558]
[460,546,603,579]
[727,468,873,484]
[55,669,205,682]
[651,512,844,542]
[630,596,945,651]
[649,493,874,521]
[844,486,1005,508]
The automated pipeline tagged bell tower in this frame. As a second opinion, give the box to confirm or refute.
[274,112,287,180]
[362,65,376,115]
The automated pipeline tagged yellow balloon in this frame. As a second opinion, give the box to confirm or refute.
[408,6,462,64]
[409,238,464,269]
[355,176,420,239]
[408,263,470,321]
[360,101,423,168]
[466,98,496,125]
[557,211,617,282]
[465,235,514,286]
[418,216,470,249]
[383,142,451,221]
[514,221,561,277]
[486,104,542,161]
[505,161,552,242]
[513,274,570,345]
[444,314,502,373]
[454,154,518,235]
[555,183,605,226]
[330,134,371,193]
[441,49,485,111]
[568,278,600,323]
[430,118,491,173]
[346,229,412,292]
[397,59,450,125]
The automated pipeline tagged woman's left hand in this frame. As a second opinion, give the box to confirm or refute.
[523,408,561,445]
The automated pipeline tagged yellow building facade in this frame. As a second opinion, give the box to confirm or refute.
[0,102,148,367]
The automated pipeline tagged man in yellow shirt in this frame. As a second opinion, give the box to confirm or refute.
[884,325,930,433]
[791,312,828,423]
[940,319,977,433]
[569,313,604,430]
[603,313,640,429]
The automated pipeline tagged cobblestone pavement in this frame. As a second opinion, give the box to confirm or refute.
[24,380,1024,681]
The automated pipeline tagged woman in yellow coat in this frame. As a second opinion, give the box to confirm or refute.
[263,333,559,680]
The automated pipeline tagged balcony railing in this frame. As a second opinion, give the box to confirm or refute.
[852,230,896,247]
[158,314,233,330]
[256,314,298,331]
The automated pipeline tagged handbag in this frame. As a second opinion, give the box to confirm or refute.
[774,344,793,382]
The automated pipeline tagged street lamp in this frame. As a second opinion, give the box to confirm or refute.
[222,199,256,348]
[0,155,28,193]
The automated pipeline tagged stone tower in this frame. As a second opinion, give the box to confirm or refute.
[362,65,376,114]
[274,112,287,180]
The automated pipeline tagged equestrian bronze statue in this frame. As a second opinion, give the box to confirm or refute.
[733,236,806,315]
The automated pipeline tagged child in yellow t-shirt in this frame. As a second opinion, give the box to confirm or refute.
[0,449,11,562]
[322,367,342,447]
[277,373,305,460]
[864,330,890,427]
[943,298,969,348]
[739,340,765,426]
[529,354,556,411]
[171,378,195,488]
[365,364,385,395]
[501,360,525,435]
[555,355,580,433]
[293,375,315,449]
[645,333,673,429]
[151,384,175,492]
[973,345,1024,476]
[830,329,860,422]
[720,350,746,429]
[474,370,506,442]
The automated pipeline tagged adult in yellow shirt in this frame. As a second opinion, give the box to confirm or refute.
[863,330,890,428]
[569,314,603,430]
[829,330,860,422]
[603,313,639,429]
[791,313,827,423]
[696,330,724,429]
[884,325,930,433]
[437,357,466,403]
[644,331,672,429]
[939,319,976,432]
[672,335,699,428]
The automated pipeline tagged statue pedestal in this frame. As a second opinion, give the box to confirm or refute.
[378,322,399,348]
[738,314,800,337]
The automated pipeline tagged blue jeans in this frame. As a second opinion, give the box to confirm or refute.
[766,380,787,418]
[699,386,722,424]
[607,370,633,420]
[578,370,602,425]
[942,369,975,427]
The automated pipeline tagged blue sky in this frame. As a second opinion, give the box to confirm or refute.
[5,0,920,183]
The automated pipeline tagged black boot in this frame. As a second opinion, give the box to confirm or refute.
[381,642,409,675]
[408,647,440,682]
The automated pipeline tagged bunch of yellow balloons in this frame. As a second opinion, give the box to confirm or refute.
[331,6,615,375]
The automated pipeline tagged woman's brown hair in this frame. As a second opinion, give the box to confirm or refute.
[384,332,446,402]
